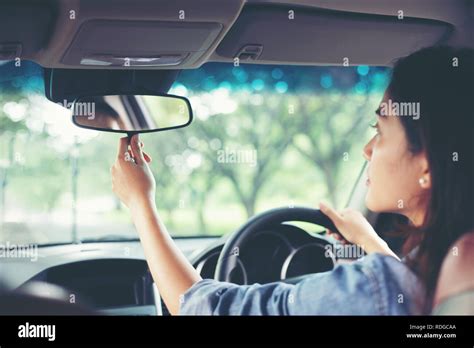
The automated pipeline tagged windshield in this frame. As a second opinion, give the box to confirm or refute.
[0,61,389,244]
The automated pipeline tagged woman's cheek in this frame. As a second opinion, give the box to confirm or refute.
[365,143,401,212]
[366,163,386,211]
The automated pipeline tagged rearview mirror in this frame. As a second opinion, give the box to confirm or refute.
[71,94,192,133]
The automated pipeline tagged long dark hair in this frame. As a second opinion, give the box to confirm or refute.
[387,46,474,311]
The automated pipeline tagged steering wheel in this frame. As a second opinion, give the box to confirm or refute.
[214,207,339,282]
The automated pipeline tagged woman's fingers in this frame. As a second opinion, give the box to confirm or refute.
[116,135,151,164]
[327,229,342,240]
[326,229,349,244]
[326,229,336,236]
[138,138,151,162]
[319,202,343,226]
[326,229,338,238]
[130,134,145,165]
[117,136,129,162]
[111,135,156,208]
[143,151,152,163]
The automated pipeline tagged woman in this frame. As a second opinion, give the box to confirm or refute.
[111,46,473,315]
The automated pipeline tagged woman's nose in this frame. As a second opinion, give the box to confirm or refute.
[363,137,374,161]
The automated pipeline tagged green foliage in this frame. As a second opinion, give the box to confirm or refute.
[0,63,389,243]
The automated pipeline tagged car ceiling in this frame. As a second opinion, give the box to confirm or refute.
[0,0,472,69]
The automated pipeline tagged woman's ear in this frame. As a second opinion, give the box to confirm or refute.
[417,152,431,189]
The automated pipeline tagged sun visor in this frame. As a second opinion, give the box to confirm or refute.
[216,5,453,66]
[61,20,222,68]
[0,3,54,59]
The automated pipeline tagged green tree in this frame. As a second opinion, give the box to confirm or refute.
[291,92,379,206]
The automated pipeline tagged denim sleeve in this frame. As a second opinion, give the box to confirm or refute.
[179,253,423,315]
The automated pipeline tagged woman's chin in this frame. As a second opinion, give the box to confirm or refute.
[365,192,382,212]
[365,194,395,213]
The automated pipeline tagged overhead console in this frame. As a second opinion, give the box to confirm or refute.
[17,0,245,69]
[215,4,453,66]
[62,20,223,68]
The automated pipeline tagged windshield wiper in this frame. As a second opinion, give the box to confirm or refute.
[80,235,140,243]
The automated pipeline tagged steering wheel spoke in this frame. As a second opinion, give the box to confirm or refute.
[215,207,338,283]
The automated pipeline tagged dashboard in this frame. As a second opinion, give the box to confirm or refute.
[21,259,159,315]
[1,227,344,315]
[1,238,213,316]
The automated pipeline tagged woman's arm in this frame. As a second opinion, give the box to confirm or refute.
[111,135,202,315]
[130,200,202,315]
[319,202,400,261]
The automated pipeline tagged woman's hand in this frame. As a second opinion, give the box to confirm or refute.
[111,134,155,209]
[319,202,400,260]
[319,202,378,246]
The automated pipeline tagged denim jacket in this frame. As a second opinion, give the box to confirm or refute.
[179,253,425,315]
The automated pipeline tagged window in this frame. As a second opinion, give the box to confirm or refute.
[0,61,389,244]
